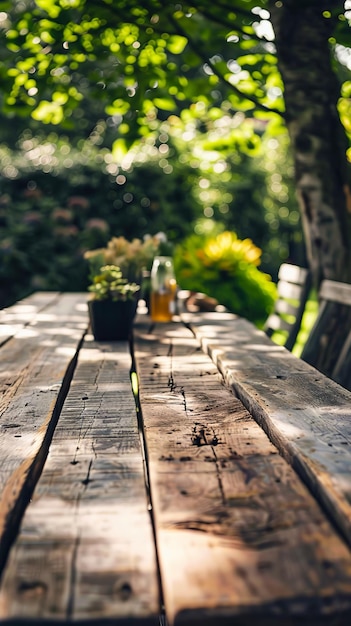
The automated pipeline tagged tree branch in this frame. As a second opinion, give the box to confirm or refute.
[161,4,283,117]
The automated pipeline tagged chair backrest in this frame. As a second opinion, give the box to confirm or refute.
[264,263,311,351]
[301,279,351,390]
[332,329,351,390]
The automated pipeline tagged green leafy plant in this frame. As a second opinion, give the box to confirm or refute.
[174,229,277,327]
[88,265,140,301]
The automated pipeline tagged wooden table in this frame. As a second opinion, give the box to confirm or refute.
[1,292,351,625]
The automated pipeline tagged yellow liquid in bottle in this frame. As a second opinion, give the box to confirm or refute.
[150,279,177,322]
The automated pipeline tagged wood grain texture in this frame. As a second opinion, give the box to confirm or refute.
[134,318,351,626]
[0,293,88,572]
[0,292,59,346]
[186,311,351,550]
[0,336,159,624]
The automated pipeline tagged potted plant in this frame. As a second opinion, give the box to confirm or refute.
[84,232,173,310]
[88,264,140,341]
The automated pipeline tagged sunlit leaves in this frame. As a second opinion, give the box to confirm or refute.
[154,97,176,111]
[112,137,129,161]
[105,99,130,115]
[115,23,139,46]
[338,96,351,135]
[202,121,262,156]
[0,0,350,155]
[138,42,167,67]
[166,35,188,54]
[35,0,61,19]
[32,99,65,123]
[68,85,82,100]
[341,80,351,97]
[60,0,82,8]
[0,0,282,141]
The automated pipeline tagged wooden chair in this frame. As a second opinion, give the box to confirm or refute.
[301,279,351,390]
[333,328,351,390]
[264,262,311,351]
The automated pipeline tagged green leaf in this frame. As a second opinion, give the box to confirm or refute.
[154,97,176,111]
[105,99,130,115]
[35,0,61,18]
[166,35,188,54]
[32,100,64,124]
[111,137,128,161]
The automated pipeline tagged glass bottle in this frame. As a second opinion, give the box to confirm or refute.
[150,256,177,322]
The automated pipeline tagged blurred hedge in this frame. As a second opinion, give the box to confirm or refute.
[0,161,202,308]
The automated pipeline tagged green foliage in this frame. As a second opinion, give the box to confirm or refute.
[0,0,285,149]
[174,226,277,326]
[0,150,201,308]
[1,0,348,157]
[88,264,140,301]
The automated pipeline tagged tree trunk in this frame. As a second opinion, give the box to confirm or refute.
[269,0,351,287]
[269,0,351,379]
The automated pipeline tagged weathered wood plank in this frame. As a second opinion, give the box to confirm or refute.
[0,338,160,624]
[0,293,88,572]
[134,318,351,626]
[186,311,351,551]
[0,292,59,346]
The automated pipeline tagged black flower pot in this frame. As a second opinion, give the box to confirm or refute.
[88,298,138,341]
